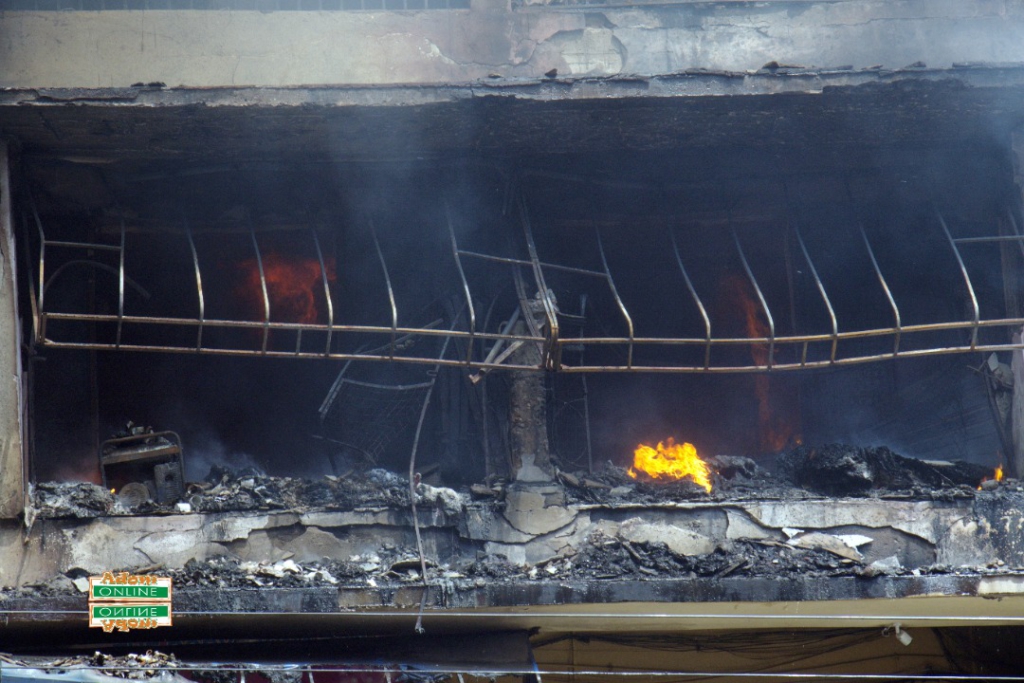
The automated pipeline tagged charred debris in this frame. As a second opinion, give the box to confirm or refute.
[31,442,1000,520]
[15,442,1019,597]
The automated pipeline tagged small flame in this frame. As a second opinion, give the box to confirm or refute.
[979,464,1005,489]
[627,438,713,493]
[724,276,800,452]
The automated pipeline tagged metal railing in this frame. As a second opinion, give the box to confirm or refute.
[27,191,1024,374]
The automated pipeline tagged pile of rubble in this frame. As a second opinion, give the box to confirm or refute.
[777,444,997,496]
[31,442,1008,520]
[28,468,468,519]
[0,651,185,680]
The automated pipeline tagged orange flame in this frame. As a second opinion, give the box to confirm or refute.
[627,438,713,493]
[724,276,801,452]
[980,464,1005,489]
[238,253,336,324]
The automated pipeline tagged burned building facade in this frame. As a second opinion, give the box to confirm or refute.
[4,0,1024,679]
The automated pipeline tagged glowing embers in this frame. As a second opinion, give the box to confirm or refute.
[236,252,336,324]
[627,438,713,493]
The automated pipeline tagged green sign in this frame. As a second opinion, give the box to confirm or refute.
[91,604,170,620]
[91,585,170,600]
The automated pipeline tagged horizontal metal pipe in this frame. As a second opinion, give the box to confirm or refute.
[459,249,606,278]
[556,342,1024,373]
[43,240,122,251]
[6,608,1024,624]
[38,339,543,370]
[38,338,1024,373]
[40,312,539,341]
[569,316,1024,345]
[954,235,1024,244]
[45,313,1024,344]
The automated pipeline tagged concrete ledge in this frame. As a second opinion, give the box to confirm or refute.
[4,575,1024,637]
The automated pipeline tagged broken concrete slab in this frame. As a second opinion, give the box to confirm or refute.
[724,508,782,542]
[787,532,867,562]
[743,500,961,545]
[502,484,575,536]
[617,517,718,557]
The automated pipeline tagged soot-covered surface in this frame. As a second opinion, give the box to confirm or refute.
[30,443,1000,518]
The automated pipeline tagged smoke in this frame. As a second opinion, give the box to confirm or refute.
[183,432,265,482]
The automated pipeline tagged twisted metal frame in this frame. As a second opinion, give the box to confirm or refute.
[28,191,1024,374]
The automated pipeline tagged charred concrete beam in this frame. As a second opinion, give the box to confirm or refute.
[3,67,1024,181]
[3,2,1024,88]
[5,575,1024,640]
[5,491,1024,585]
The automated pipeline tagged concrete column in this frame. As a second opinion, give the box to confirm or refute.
[0,142,25,518]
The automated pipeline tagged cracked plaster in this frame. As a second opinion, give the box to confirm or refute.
[5,1,1024,87]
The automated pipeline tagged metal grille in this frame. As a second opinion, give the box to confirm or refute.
[317,361,435,467]
[26,178,1024,375]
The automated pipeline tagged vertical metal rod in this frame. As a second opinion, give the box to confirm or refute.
[30,196,47,339]
[669,227,712,370]
[1006,207,1024,262]
[595,227,635,369]
[369,219,398,359]
[184,222,205,352]
[794,225,839,364]
[731,226,775,369]
[579,294,593,474]
[249,225,271,354]
[115,218,126,348]
[21,215,39,345]
[311,229,334,357]
[446,201,476,365]
[409,330,454,635]
[937,209,980,350]
[859,225,901,356]
[517,194,560,369]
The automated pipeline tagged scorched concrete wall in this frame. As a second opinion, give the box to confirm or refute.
[2,1,1024,88]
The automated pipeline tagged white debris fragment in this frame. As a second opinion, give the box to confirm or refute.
[176,502,192,513]
[787,532,864,562]
[278,559,301,574]
[618,518,717,556]
[72,577,90,593]
[837,534,874,549]
[416,483,468,515]
[866,555,903,576]
[258,564,285,578]
[782,527,804,539]
[367,577,377,587]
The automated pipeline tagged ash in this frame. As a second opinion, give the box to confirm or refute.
[31,443,1002,519]
[0,651,186,681]
[31,482,114,518]
[28,468,426,518]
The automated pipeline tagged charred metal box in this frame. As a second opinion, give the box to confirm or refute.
[99,431,185,504]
